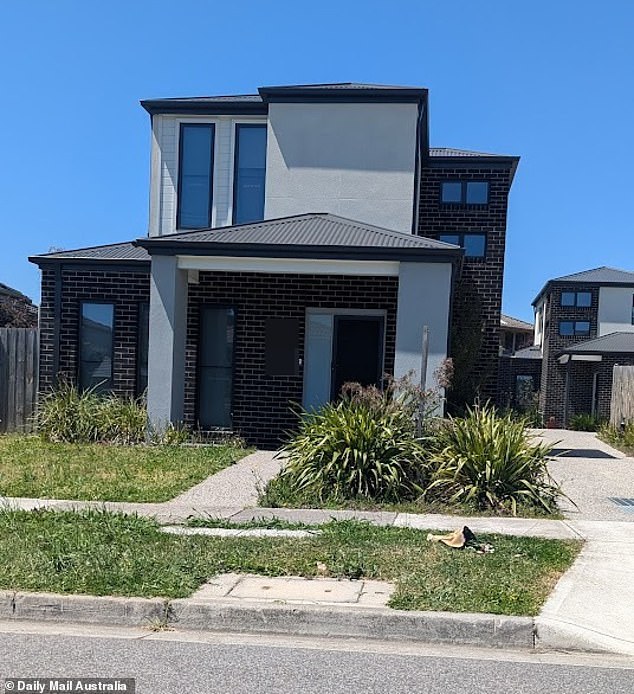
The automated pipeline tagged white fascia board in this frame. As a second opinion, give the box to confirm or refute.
[176,255,400,276]
[571,354,603,362]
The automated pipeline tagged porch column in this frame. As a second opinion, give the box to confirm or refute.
[147,255,188,429]
[394,262,452,391]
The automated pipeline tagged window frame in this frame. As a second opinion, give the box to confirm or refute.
[232,123,267,225]
[78,300,115,393]
[176,122,216,230]
[136,302,150,397]
[440,180,489,205]
[438,231,487,259]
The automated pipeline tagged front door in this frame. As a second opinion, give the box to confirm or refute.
[331,316,384,399]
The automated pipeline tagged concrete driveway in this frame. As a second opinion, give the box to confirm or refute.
[535,429,634,521]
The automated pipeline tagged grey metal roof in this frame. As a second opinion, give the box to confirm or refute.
[501,313,533,331]
[142,83,427,114]
[561,332,634,355]
[139,213,459,254]
[429,147,515,158]
[552,266,634,284]
[512,346,542,360]
[29,241,149,265]
[533,266,634,306]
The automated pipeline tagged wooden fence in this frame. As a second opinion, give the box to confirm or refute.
[610,365,634,427]
[0,328,39,433]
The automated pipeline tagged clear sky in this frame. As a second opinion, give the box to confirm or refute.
[1,0,632,321]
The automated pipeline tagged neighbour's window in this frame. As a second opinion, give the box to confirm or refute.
[137,302,150,396]
[559,320,590,336]
[632,295,634,325]
[177,123,215,229]
[441,181,489,205]
[561,291,591,307]
[79,302,114,393]
[439,232,486,258]
[233,124,267,224]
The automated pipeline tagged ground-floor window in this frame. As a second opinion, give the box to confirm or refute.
[136,302,150,396]
[79,302,114,393]
[197,306,235,428]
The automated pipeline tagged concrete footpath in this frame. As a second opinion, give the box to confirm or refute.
[1,441,634,655]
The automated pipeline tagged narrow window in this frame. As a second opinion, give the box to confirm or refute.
[631,295,634,325]
[177,124,215,229]
[233,124,267,224]
[136,302,150,396]
[198,307,234,428]
[466,181,489,204]
[441,181,462,203]
[79,302,114,393]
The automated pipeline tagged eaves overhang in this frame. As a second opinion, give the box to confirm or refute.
[133,239,462,265]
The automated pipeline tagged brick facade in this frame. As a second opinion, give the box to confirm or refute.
[498,355,542,410]
[539,283,599,426]
[417,162,513,406]
[38,266,150,394]
[185,271,398,448]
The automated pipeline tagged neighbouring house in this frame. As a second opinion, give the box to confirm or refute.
[500,313,533,355]
[29,83,519,447]
[531,266,634,426]
[0,282,38,328]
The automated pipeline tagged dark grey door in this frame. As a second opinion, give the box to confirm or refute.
[197,306,234,428]
[331,316,384,399]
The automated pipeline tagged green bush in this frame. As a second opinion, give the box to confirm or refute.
[426,405,562,515]
[278,380,432,503]
[599,421,634,452]
[568,413,601,432]
[36,382,148,444]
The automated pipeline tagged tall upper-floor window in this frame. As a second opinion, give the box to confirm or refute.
[441,181,489,205]
[233,124,267,224]
[177,124,215,229]
[79,302,114,393]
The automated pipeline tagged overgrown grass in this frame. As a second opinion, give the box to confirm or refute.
[260,467,563,519]
[0,509,581,616]
[598,422,634,456]
[0,435,247,502]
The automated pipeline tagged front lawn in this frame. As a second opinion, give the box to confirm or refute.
[0,435,246,502]
[0,509,582,616]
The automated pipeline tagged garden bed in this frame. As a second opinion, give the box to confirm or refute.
[0,509,581,616]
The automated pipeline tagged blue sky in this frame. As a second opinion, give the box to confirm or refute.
[1,0,632,321]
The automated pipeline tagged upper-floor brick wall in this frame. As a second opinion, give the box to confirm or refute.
[417,163,513,404]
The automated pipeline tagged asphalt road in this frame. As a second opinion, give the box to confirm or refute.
[0,621,632,694]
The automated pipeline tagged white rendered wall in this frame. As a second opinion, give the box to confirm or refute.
[394,262,452,392]
[148,114,267,237]
[265,102,419,232]
[598,286,634,335]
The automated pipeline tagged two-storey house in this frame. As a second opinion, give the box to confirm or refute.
[30,83,519,447]
[533,266,634,426]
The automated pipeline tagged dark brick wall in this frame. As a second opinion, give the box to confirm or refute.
[38,266,150,395]
[417,162,513,403]
[538,283,599,426]
[185,271,399,448]
[498,356,542,410]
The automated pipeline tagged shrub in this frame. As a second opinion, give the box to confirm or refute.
[426,405,563,515]
[599,421,634,452]
[568,413,601,432]
[36,382,147,444]
[278,379,432,503]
